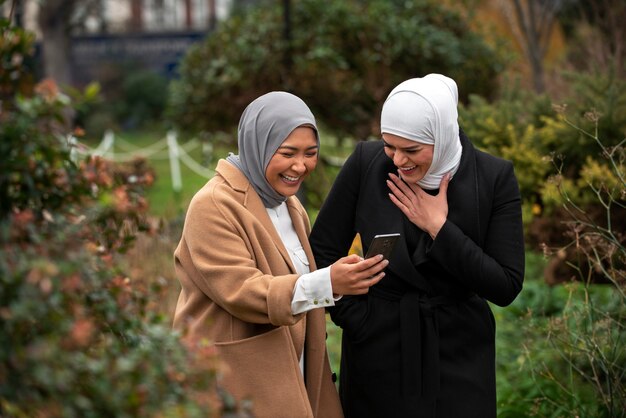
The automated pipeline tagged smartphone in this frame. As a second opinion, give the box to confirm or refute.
[364,233,401,260]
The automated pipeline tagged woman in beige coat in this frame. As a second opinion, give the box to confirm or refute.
[173,92,387,418]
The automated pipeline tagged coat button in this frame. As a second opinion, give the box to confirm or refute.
[313,299,318,305]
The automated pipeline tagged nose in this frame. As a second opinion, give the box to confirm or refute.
[291,157,306,174]
[392,151,406,167]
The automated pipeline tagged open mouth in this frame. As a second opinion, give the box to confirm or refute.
[280,174,301,184]
[398,165,417,174]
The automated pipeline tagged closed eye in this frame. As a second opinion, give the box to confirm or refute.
[383,140,420,153]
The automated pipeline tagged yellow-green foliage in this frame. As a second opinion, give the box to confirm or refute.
[577,156,624,204]
[460,73,626,230]
[538,130,624,211]
[460,94,556,225]
[539,174,578,211]
[497,123,552,201]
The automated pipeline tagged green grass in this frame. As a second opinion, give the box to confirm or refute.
[82,127,355,219]
[82,129,225,218]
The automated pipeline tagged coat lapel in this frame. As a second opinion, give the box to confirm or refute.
[215,160,297,273]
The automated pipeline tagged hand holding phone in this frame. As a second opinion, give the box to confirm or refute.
[329,233,399,295]
[364,233,401,260]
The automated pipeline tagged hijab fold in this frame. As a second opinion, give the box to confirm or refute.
[380,73,462,190]
[226,91,319,208]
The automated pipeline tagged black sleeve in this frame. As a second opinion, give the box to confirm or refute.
[427,161,525,306]
[310,142,367,331]
[310,142,364,268]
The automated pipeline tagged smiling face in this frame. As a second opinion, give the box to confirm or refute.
[265,126,318,197]
[382,133,434,183]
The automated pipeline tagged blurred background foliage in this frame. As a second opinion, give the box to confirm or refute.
[2,0,625,416]
[0,12,248,418]
[168,0,502,140]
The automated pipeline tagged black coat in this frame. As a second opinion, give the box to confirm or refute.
[310,132,525,418]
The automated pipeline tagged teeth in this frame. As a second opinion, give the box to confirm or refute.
[399,166,417,171]
[282,174,300,181]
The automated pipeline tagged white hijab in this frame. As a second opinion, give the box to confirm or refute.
[380,73,462,190]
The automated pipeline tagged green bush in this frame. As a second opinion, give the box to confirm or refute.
[0,87,219,418]
[495,115,626,417]
[74,66,170,137]
[0,17,35,104]
[0,18,242,418]
[459,89,556,226]
[459,73,626,240]
[118,69,170,129]
[168,0,502,140]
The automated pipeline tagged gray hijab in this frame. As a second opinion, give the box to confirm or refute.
[226,91,319,208]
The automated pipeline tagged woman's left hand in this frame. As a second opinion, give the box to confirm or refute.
[387,172,450,239]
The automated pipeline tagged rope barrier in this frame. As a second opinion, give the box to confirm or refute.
[177,142,215,178]
[69,130,215,195]
[113,130,169,153]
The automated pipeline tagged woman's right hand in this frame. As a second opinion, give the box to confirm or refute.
[330,254,387,296]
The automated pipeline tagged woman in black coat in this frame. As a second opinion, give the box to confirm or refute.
[310,74,525,418]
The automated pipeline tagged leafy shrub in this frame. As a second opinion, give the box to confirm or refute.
[548,72,626,172]
[459,73,626,243]
[0,18,243,418]
[497,113,626,417]
[0,17,35,104]
[118,69,170,129]
[168,0,502,140]
[73,66,171,137]
[531,104,625,284]
[459,89,556,225]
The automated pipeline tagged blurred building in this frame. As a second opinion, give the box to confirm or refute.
[4,0,232,36]
[2,0,235,85]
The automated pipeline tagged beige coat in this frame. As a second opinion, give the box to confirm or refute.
[173,160,343,418]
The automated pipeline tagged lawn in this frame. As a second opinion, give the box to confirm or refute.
[81,128,354,219]
[82,129,218,217]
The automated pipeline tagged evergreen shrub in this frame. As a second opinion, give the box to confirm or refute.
[168,0,502,140]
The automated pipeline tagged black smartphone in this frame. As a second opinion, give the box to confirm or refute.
[364,233,401,260]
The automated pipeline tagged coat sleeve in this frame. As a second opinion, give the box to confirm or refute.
[427,160,525,306]
[177,186,303,326]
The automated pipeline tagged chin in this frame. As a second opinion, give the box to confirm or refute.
[280,187,300,197]
[401,174,424,183]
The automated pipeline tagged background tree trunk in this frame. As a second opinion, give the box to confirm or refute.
[208,0,217,30]
[501,0,564,94]
[37,0,78,87]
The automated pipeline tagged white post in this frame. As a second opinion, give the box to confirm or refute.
[96,129,115,159]
[202,140,214,165]
[167,130,183,194]
[68,135,78,163]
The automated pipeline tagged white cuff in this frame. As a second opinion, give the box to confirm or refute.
[291,266,335,315]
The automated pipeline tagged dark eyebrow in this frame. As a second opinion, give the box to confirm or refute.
[278,145,319,151]
[382,139,421,151]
